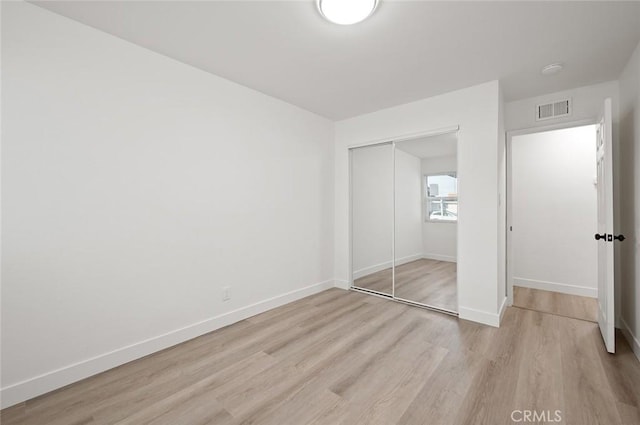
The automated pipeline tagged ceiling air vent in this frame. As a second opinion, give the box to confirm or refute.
[536,98,571,121]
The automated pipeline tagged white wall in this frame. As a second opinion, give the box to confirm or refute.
[421,156,457,262]
[394,149,423,265]
[335,81,502,326]
[351,144,393,277]
[511,126,598,297]
[619,39,640,361]
[1,2,334,407]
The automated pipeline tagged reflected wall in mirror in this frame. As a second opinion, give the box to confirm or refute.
[394,132,458,312]
[351,143,393,296]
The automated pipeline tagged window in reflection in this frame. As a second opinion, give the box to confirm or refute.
[425,173,457,222]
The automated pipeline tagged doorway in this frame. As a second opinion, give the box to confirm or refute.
[507,123,599,322]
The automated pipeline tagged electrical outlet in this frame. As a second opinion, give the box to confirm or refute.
[222,286,230,301]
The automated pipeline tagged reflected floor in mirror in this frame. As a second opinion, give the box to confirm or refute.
[353,259,457,312]
[352,268,392,295]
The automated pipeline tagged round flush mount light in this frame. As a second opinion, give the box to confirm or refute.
[317,0,378,25]
[541,63,564,75]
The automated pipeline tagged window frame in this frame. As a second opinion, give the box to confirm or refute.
[423,172,458,223]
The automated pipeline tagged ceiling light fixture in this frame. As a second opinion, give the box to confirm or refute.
[317,0,378,25]
[541,63,564,75]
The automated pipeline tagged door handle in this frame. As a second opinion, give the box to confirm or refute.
[594,233,626,242]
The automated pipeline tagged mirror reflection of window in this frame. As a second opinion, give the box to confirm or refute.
[425,173,457,222]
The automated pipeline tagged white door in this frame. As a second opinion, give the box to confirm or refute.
[596,98,615,353]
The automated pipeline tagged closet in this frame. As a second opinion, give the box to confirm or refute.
[350,131,459,315]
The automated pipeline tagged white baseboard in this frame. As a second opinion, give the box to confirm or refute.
[353,261,391,280]
[422,253,457,263]
[353,253,423,279]
[513,277,597,298]
[458,306,500,328]
[498,297,508,325]
[0,279,335,409]
[333,279,350,290]
[620,317,640,364]
[396,253,424,267]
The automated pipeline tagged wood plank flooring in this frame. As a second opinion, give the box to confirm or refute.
[395,259,457,311]
[514,286,598,322]
[353,259,457,311]
[3,288,640,425]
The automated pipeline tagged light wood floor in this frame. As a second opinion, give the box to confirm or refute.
[3,289,640,425]
[353,259,457,311]
[514,286,599,322]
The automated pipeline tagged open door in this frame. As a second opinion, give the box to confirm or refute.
[596,98,615,353]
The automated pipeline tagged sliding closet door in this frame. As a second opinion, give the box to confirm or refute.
[393,143,425,303]
[351,143,394,296]
[394,134,459,313]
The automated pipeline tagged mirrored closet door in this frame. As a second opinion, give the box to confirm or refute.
[394,133,458,313]
[350,131,458,314]
[350,143,394,296]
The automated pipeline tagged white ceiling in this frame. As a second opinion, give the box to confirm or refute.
[32,1,640,120]
[395,132,457,159]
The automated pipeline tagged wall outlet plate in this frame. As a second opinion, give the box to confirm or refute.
[222,286,230,301]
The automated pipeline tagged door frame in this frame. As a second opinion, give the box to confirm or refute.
[348,125,460,316]
[505,118,598,306]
